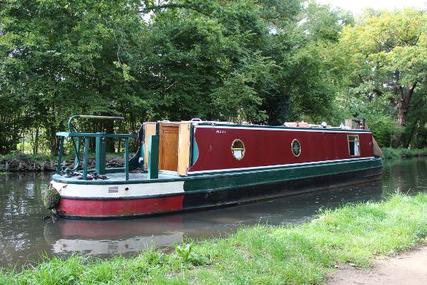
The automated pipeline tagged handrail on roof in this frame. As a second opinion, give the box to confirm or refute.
[67,115,124,132]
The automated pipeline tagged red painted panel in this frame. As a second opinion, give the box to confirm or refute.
[57,195,184,218]
[190,127,374,172]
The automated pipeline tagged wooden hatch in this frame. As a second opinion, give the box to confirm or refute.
[159,122,179,171]
[143,121,191,176]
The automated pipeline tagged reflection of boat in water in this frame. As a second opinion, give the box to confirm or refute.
[44,217,185,256]
[44,178,382,256]
[49,116,383,218]
[51,233,184,256]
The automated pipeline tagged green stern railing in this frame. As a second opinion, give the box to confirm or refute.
[56,115,137,181]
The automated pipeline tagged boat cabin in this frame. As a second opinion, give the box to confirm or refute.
[55,117,379,182]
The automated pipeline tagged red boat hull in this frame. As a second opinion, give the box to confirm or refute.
[57,195,184,218]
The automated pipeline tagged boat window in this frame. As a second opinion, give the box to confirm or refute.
[291,139,301,157]
[348,135,360,156]
[231,139,245,160]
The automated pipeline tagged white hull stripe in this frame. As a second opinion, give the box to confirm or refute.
[188,157,376,175]
[195,125,372,134]
[51,180,184,199]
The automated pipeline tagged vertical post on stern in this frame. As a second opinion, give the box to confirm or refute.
[95,133,106,175]
[83,137,90,180]
[148,135,159,179]
[124,137,129,181]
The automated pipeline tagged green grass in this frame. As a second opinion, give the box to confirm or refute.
[1,193,426,284]
[382,147,427,160]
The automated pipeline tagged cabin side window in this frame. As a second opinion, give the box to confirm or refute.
[291,139,301,157]
[231,139,245,160]
[348,135,360,157]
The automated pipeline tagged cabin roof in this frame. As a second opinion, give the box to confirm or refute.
[190,121,371,134]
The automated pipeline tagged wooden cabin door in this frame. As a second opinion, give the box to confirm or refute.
[159,123,179,171]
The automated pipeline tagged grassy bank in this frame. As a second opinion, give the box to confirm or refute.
[382,147,427,160]
[1,193,426,284]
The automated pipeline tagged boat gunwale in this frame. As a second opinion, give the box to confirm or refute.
[52,157,382,186]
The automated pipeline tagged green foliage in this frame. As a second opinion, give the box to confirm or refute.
[1,0,349,154]
[0,0,146,153]
[0,193,426,284]
[366,115,400,147]
[336,9,427,146]
[3,1,426,152]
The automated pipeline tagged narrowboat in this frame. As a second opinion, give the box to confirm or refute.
[48,115,383,218]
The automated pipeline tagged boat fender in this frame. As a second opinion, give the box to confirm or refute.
[43,184,61,210]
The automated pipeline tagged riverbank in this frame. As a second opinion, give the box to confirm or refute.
[0,152,125,172]
[0,152,56,172]
[0,193,425,284]
[382,147,427,160]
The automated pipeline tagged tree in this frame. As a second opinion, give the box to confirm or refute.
[0,0,354,154]
[338,9,427,145]
[0,0,146,153]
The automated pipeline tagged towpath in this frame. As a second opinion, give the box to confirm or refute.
[328,245,427,285]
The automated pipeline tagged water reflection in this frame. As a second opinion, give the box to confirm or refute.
[0,158,426,268]
[0,173,51,268]
[382,158,427,195]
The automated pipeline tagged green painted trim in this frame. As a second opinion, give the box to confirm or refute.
[148,135,159,179]
[183,158,383,192]
[124,138,129,181]
[187,158,380,176]
[189,124,194,165]
[95,135,106,175]
[192,138,199,165]
[52,158,382,186]
[82,138,90,180]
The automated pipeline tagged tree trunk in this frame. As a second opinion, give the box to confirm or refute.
[33,128,39,155]
[48,127,58,156]
[396,83,417,127]
[394,82,417,146]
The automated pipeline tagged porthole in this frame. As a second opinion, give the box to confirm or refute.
[231,139,245,160]
[291,139,301,157]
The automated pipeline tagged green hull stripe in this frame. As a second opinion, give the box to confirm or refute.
[183,158,382,192]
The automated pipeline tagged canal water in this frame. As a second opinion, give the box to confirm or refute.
[0,158,426,269]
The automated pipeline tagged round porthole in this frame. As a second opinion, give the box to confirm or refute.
[231,139,245,160]
[291,139,301,157]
